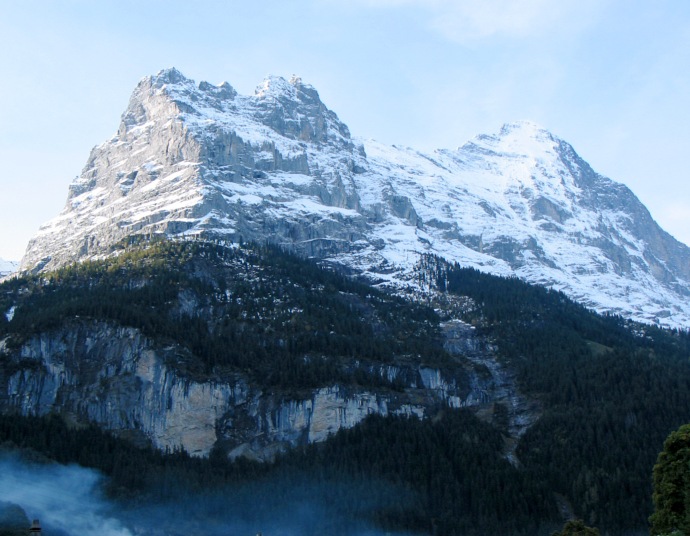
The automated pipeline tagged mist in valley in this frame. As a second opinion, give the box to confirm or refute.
[0,452,412,536]
[0,453,132,536]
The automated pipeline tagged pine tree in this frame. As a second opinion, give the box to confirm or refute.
[650,424,690,535]
[551,519,600,536]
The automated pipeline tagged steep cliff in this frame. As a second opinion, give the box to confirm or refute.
[2,242,514,460]
[0,319,472,459]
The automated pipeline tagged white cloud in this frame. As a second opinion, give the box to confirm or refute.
[347,0,606,42]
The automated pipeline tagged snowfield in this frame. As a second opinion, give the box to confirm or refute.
[19,68,690,329]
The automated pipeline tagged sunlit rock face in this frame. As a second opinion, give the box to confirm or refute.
[20,68,690,328]
[1,320,480,459]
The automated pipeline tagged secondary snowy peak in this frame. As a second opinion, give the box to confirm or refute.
[465,120,557,154]
[362,132,690,326]
[0,258,18,278]
[19,68,690,329]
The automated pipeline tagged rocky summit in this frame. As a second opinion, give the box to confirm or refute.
[20,67,690,328]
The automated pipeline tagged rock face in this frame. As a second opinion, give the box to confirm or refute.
[20,68,690,328]
[0,319,490,459]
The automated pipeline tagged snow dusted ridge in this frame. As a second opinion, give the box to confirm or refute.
[20,68,690,328]
[0,258,18,278]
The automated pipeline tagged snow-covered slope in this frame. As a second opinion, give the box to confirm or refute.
[0,258,18,278]
[20,68,690,328]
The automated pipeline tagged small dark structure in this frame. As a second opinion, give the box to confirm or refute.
[29,520,41,536]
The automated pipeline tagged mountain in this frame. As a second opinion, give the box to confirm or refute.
[6,67,690,534]
[19,68,690,329]
[0,259,17,278]
[4,241,690,535]
[3,241,477,460]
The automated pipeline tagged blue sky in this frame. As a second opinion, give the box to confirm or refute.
[1,0,689,260]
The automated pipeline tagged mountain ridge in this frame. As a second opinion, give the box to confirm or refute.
[19,68,690,328]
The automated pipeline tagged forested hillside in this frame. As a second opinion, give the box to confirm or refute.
[1,239,455,391]
[422,255,690,531]
[1,242,690,535]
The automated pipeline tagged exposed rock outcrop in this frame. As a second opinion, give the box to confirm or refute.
[1,318,493,460]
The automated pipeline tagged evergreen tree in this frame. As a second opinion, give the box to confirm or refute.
[650,424,690,535]
[551,519,600,536]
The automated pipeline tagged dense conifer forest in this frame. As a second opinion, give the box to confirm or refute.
[424,255,690,532]
[0,410,556,536]
[0,240,455,391]
[2,242,690,535]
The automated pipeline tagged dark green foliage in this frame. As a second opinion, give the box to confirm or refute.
[419,255,690,533]
[0,241,455,391]
[650,424,690,535]
[4,245,690,534]
[0,502,29,536]
[287,410,559,535]
[551,519,600,536]
[0,413,266,499]
[0,410,558,536]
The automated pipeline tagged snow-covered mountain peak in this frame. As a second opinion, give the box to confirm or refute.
[19,68,690,328]
[253,74,321,106]
[499,120,552,138]
[254,74,321,102]
[0,258,18,278]
[115,69,352,150]
[148,67,189,88]
[126,68,239,123]
[255,74,295,98]
[249,75,351,145]
[462,120,559,159]
[143,68,238,103]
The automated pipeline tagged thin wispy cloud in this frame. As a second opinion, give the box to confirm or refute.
[0,454,132,536]
[346,0,606,42]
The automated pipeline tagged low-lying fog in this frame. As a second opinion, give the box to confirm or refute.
[0,452,412,536]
